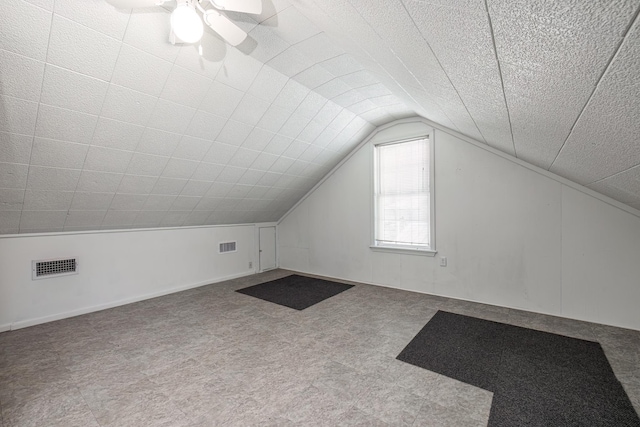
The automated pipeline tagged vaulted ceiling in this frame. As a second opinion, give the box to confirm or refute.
[1,0,639,234]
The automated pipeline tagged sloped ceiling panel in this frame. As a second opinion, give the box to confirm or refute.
[2,0,640,234]
[290,0,640,209]
[0,0,414,234]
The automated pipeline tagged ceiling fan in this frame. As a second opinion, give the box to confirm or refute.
[106,0,262,46]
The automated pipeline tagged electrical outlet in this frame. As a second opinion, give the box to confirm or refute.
[249,261,253,269]
[439,256,447,267]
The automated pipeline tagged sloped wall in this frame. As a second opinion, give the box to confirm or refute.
[278,119,640,330]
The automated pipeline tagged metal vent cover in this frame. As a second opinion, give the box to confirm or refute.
[32,258,78,280]
[219,241,237,253]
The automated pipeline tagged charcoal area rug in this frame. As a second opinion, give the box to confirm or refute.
[397,311,640,426]
[236,274,354,310]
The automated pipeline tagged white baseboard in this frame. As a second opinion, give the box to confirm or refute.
[8,270,254,331]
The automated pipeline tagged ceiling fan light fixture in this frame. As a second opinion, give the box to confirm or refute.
[171,2,204,44]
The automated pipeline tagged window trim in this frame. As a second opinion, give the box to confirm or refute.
[370,133,436,256]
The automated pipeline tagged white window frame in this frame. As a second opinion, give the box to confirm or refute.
[370,133,436,256]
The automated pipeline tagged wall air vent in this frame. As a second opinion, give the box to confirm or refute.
[219,241,237,253]
[32,258,78,280]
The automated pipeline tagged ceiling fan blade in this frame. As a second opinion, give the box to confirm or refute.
[203,10,247,46]
[209,0,262,14]
[106,0,161,8]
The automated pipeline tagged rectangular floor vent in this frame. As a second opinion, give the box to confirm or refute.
[219,241,237,253]
[32,258,78,280]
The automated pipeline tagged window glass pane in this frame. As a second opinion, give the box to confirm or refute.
[375,138,430,248]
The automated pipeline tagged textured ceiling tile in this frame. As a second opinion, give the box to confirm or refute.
[126,153,169,176]
[20,210,68,230]
[194,197,222,211]
[0,210,21,232]
[0,95,39,135]
[47,15,121,81]
[216,121,253,146]
[264,5,320,44]
[70,192,115,211]
[550,20,640,184]
[123,7,178,62]
[0,162,28,189]
[30,138,89,169]
[0,132,33,164]
[91,118,145,151]
[492,16,620,82]
[0,188,24,211]
[170,195,201,211]
[180,180,212,197]
[256,105,292,133]
[191,162,225,182]
[251,152,279,171]
[135,128,181,157]
[184,111,226,141]
[267,46,319,77]
[264,135,293,155]
[216,48,263,92]
[228,148,261,168]
[488,0,638,37]
[160,211,189,226]
[26,166,81,191]
[0,0,51,61]
[588,166,640,204]
[55,0,131,40]
[161,158,199,179]
[320,54,364,77]
[314,79,351,100]
[64,210,107,227]
[238,169,266,185]
[35,105,98,144]
[117,175,158,194]
[231,94,271,125]
[111,44,173,97]
[216,165,248,184]
[297,120,326,143]
[279,113,311,138]
[160,66,213,108]
[199,81,244,118]
[101,210,138,227]
[83,146,132,174]
[110,193,147,210]
[201,141,238,166]
[149,176,188,195]
[292,64,335,89]
[0,50,45,102]
[204,182,233,198]
[143,194,176,211]
[241,127,275,151]
[175,34,225,79]
[247,65,290,103]
[172,136,213,161]
[40,65,109,115]
[183,210,210,225]
[23,190,74,210]
[100,84,158,126]
[295,33,344,64]
[244,24,291,63]
[76,170,123,193]
[147,100,196,134]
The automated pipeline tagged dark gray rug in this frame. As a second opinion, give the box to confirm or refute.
[236,274,354,310]
[397,311,640,426]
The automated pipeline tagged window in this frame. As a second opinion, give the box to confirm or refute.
[372,136,435,254]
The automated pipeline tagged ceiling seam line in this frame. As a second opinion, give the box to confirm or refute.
[484,0,517,158]
[19,5,58,234]
[397,0,489,144]
[587,163,640,186]
[547,4,640,171]
[66,11,135,230]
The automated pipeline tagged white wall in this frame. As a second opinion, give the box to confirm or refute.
[278,119,640,331]
[0,224,265,331]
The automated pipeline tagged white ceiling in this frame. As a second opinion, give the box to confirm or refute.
[1,0,639,234]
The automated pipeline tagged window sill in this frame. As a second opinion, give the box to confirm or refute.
[369,245,437,257]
